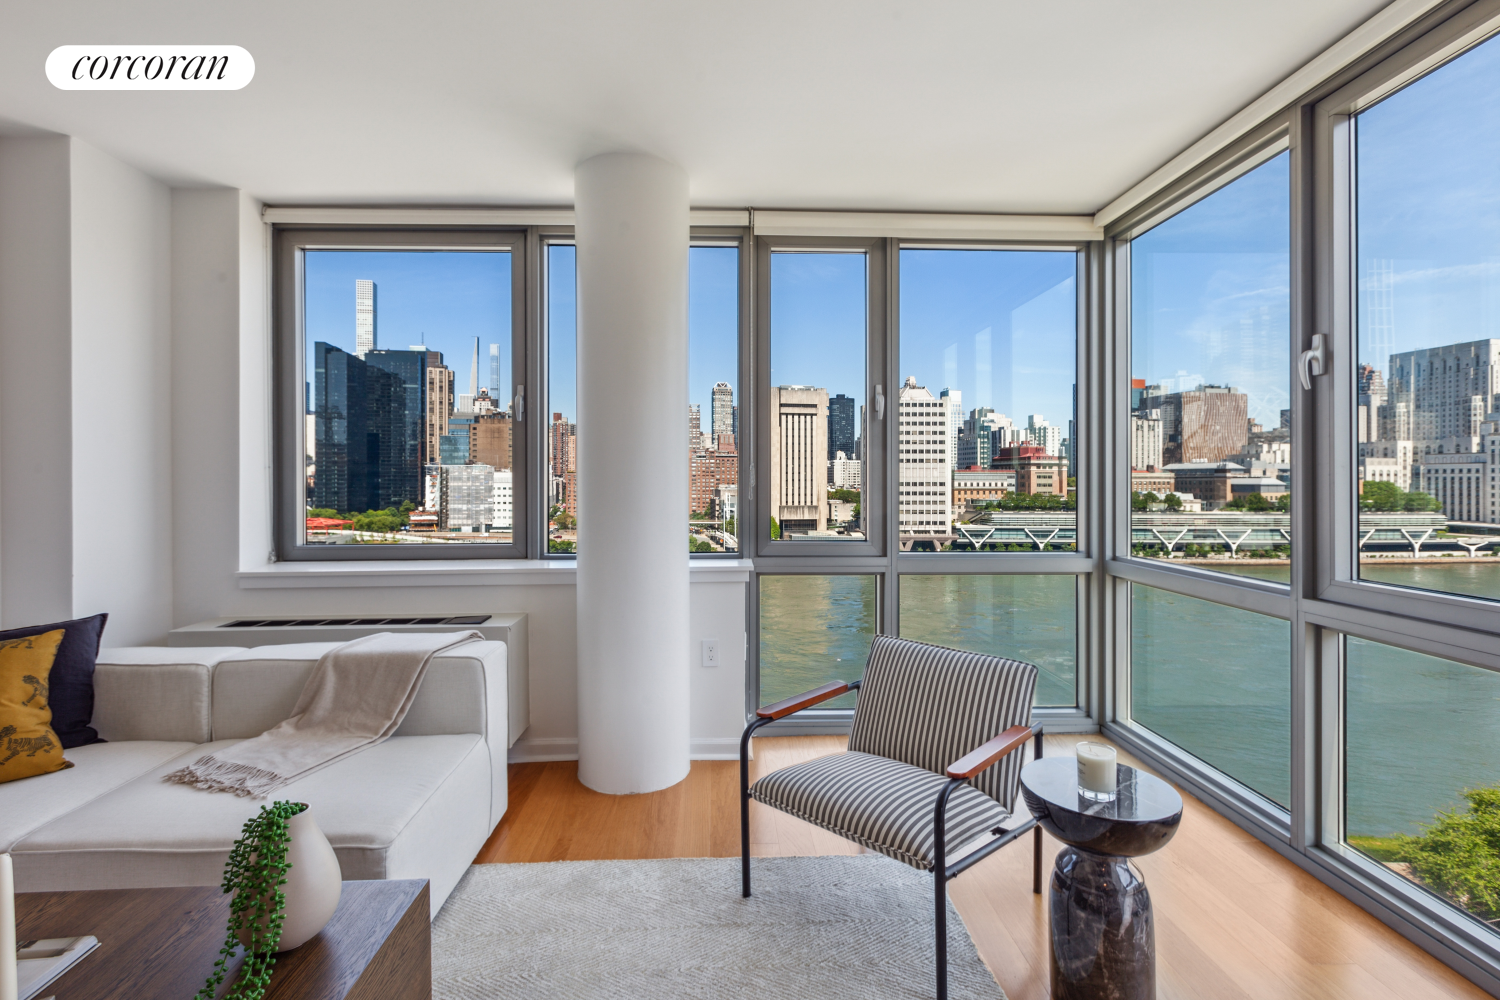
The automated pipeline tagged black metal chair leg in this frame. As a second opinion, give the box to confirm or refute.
[933,780,961,1000]
[1032,724,1044,894]
[740,718,771,898]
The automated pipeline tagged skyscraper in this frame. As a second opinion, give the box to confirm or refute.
[364,348,428,486]
[313,342,420,514]
[354,279,376,358]
[1138,384,1249,465]
[828,393,856,460]
[711,382,734,442]
[769,385,829,534]
[469,337,480,399]
[422,353,454,469]
[489,342,502,397]
[898,377,952,541]
[1388,338,1500,450]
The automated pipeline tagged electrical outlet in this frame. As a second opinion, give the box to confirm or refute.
[701,639,720,667]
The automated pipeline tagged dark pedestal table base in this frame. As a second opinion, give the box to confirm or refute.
[1049,846,1155,1000]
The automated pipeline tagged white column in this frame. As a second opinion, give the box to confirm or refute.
[574,152,691,794]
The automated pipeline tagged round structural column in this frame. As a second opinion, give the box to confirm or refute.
[574,151,691,794]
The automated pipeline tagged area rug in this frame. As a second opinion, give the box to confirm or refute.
[432,855,1007,1000]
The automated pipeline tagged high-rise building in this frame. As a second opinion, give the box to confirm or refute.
[691,434,738,516]
[471,412,512,469]
[829,450,861,490]
[428,463,493,530]
[422,352,454,468]
[468,337,480,400]
[688,403,702,451]
[1387,339,1500,452]
[1026,414,1063,456]
[712,382,734,442]
[364,348,427,474]
[769,385,828,534]
[354,279,375,358]
[957,407,1016,469]
[550,412,577,479]
[441,412,474,465]
[898,377,952,540]
[1138,384,1249,465]
[828,393,857,461]
[940,388,962,468]
[313,342,421,513]
[1131,409,1164,470]
[489,342,502,396]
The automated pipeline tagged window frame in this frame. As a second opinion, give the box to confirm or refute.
[272,225,530,562]
[749,236,1097,734]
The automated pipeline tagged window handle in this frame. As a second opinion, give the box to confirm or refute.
[513,384,525,421]
[1299,334,1327,392]
[875,385,885,420]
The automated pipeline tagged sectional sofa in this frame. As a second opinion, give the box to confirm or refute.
[0,640,509,916]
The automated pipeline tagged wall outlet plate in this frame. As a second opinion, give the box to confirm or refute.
[701,639,719,667]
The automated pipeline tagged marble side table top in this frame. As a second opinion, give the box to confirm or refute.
[1020,756,1183,857]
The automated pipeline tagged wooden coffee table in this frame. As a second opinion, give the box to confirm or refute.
[15,879,430,1000]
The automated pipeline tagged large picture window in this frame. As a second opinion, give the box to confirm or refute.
[274,228,526,561]
[1128,154,1292,583]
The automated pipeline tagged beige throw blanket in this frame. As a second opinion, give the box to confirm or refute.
[165,630,483,798]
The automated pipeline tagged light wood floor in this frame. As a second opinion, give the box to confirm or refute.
[475,735,1491,1000]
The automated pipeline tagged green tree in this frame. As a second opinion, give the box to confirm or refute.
[769,516,781,540]
[306,508,340,519]
[1360,480,1403,511]
[1163,493,1183,511]
[689,536,715,553]
[1274,492,1291,512]
[1392,787,1500,922]
[829,488,860,503]
[548,538,576,553]
[723,517,736,537]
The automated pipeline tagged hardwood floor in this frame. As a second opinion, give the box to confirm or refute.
[474,735,1491,1000]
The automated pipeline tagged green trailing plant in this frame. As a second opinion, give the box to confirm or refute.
[196,801,308,1000]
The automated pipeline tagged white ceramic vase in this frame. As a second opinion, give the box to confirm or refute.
[237,806,342,953]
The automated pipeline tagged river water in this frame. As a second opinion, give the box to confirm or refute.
[759,564,1500,839]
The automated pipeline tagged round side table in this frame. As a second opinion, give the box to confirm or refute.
[1020,756,1183,1000]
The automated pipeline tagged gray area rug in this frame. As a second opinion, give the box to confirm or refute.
[433,855,1006,1000]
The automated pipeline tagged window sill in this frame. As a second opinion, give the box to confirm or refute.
[237,558,755,589]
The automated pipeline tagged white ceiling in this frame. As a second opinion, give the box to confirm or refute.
[0,0,1393,214]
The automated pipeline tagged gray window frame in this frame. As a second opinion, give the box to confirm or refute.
[1099,5,1500,989]
[272,225,531,562]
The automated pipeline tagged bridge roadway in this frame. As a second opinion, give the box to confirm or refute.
[930,511,1463,554]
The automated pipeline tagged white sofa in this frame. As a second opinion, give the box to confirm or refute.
[0,640,508,917]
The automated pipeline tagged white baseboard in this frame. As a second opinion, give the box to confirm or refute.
[689,737,742,760]
[507,736,743,763]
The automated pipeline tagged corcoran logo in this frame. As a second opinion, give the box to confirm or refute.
[46,45,254,90]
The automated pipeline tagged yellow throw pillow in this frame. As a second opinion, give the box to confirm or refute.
[0,628,69,783]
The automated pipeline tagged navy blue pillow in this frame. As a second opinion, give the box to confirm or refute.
[0,613,107,748]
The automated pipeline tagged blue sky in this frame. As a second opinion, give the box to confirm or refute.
[304,250,511,407]
[1357,31,1500,369]
[900,249,1076,428]
[1131,151,1291,426]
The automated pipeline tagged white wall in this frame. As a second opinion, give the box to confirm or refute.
[0,136,173,644]
[70,141,172,646]
[0,136,73,629]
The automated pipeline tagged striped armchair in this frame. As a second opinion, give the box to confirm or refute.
[740,635,1042,1000]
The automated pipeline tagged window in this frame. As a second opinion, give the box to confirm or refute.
[1354,32,1500,602]
[1129,153,1292,583]
[758,575,876,710]
[898,574,1076,705]
[898,249,1077,552]
[688,245,741,553]
[1129,584,1290,808]
[546,243,578,555]
[1345,636,1500,928]
[764,248,869,545]
[274,228,525,560]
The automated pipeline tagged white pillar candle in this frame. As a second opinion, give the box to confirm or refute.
[1076,742,1118,796]
[1,853,17,1000]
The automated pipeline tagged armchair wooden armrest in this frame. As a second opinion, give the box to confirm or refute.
[945,724,1036,779]
[756,680,856,720]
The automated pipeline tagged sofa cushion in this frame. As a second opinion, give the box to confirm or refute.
[0,629,70,784]
[0,741,197,851]
[11,734,492,915]
[94,648,243,743]
[212,641,504,739]
[0,614,108,748]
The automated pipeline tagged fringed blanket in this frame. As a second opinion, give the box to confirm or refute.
[165,630,483,797]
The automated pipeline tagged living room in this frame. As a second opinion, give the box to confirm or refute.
[1,2,1499,999]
